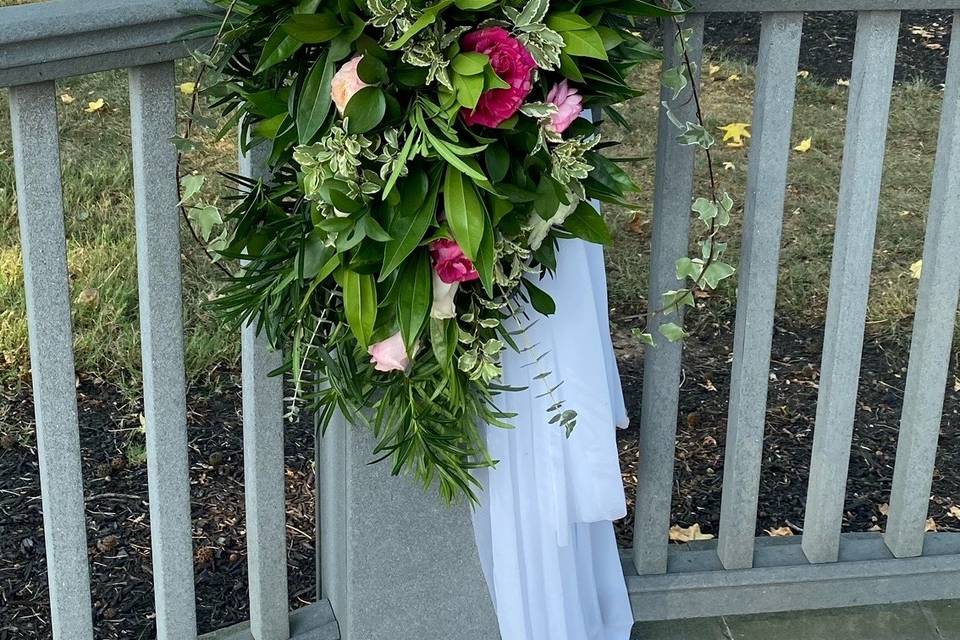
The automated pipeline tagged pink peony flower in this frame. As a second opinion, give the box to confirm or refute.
[331,56,369,115]
[430,238,479,284]
[546,80,584,134]
[461,27,537,128]
[367,332,410,373]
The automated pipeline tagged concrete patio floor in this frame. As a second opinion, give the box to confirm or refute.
[631,600,960,639]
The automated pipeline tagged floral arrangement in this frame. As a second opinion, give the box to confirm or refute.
[186,0,699,501]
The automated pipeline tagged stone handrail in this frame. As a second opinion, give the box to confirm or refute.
[3,0,960,637]
[0,0,213,87]
[693,0,960,9]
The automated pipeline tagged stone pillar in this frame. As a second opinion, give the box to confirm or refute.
[318,413,501,640]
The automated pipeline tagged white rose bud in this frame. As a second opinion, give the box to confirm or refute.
[431,275,459,320]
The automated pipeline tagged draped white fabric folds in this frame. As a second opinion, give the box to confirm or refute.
[472,238,633,640]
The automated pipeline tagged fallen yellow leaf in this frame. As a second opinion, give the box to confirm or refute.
[723,161,736,171]
[178,82,197,96]
[60,93,75,104]
[797,70,811,79]
[766,526,794,537]
[708,64,722,76]
[669,523,714,543]
[727,73,742,82]
[719,122,751,147]
[949,505,960,519]
[837,78,851,87]
[911,259,923,280]
[84,98,105,113]
[926,518,938,532]
[794,137,813,153]
[879,503,890,516]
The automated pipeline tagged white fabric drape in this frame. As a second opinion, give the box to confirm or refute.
[472,238,633,640]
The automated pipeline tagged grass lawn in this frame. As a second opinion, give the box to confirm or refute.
[0,58,948,393]
[0,69,240,395]
[605,58,941,340]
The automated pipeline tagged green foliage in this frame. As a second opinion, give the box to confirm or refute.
[658,322,687,343]
[189,0,668,502]
[395,251,433,349]
[282,13,344,43]
[381,169,439,278]
[620,22,740,346]
[297,53,335,144]
[443,166,486,260]
[552,22,608,61]
[344,87,387,134]
[565,201,613,244]
[341,269,378,347]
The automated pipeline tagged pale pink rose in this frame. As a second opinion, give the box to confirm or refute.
[545,80,583,134]
[431,276,459,320]
[367,332,410,373]
[331,56,369,115]
[429,239,479,284]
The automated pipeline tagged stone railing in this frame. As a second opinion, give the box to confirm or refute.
[3,0,960,638]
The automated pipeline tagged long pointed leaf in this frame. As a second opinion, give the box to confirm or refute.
[443,166,485,260]
[342,269,378,347]
[297,53,335,144]
[396,251,433,349]
[380,171,441,280]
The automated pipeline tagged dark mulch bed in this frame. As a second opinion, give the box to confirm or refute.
[0,376,316,640]
[4,314,960,638]
[613,311,960,548]
[704,11,953,84]
[641,11,953,84]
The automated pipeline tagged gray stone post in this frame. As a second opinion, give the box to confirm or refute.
[318,413,500,640]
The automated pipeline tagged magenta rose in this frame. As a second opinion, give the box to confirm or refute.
[546,80,584,134]
[461,27,537,128]
[430,239,479,284]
